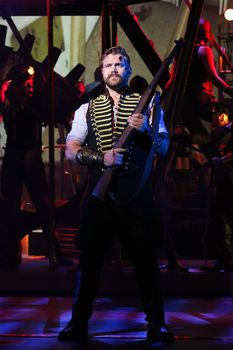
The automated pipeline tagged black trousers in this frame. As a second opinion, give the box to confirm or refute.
[0,149,51,262]
[71,190,165,327]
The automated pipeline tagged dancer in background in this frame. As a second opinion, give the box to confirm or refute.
[0,64,61,270]
[165,18,233,271]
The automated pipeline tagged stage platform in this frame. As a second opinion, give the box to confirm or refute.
[0,294,233,350]
[0,294,232,350]
[0,257,233,350]
[0,257,232,297]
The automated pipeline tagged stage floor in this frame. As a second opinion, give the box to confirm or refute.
[0,295,233,350]
[0,257,233,349]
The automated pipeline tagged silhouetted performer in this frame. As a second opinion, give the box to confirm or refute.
[166,18,233,271]
[0,64,53,270]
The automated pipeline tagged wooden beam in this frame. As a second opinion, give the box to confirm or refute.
[0,0,157,16]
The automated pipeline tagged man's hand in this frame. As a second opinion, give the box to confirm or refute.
[128,113,148,132]
[104,148,125,167]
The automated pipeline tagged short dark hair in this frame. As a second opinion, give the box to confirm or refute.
[100,46,131,67]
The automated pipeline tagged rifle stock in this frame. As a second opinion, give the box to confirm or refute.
[92,39,183,201]
[92,167,117,201]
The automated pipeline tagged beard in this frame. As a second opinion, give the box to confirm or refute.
[104,73,126,90]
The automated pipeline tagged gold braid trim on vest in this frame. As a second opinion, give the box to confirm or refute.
[90,92,141,153]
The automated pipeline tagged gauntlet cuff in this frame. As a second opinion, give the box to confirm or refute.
[76,148,104,169]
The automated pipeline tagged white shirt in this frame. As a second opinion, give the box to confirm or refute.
[67,100,168,145]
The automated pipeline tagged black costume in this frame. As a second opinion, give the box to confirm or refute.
[59,87,173,342]
[75,90,164,321]
[0,67,51,269]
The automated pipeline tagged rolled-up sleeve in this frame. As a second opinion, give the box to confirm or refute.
[158,109,168,134]
[147,97,168,134]
[66,103,89,144]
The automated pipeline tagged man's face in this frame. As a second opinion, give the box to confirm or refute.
[101,53,132,90]
[24,75,35,97]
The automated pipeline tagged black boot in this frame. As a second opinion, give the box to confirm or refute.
[0,208,22,270]
[58,320,88,342]
[216,222,233,271]
[147,323,175,344]
[58,269,99,341]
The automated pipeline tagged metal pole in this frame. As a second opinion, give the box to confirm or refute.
[111,13,118,47]
[47,0,56,268]
[101,0,111,53]
[166,0,205,129]
[161,0,205,182]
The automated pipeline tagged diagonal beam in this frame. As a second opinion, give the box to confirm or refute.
[0,1,158,16]
[112,5,170,88]
[101,0,111,53]
[166,0,204,128]
[162,0,204,183]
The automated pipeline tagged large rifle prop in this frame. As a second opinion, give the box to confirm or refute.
[92,38,184,201]
[119,91,162,204]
